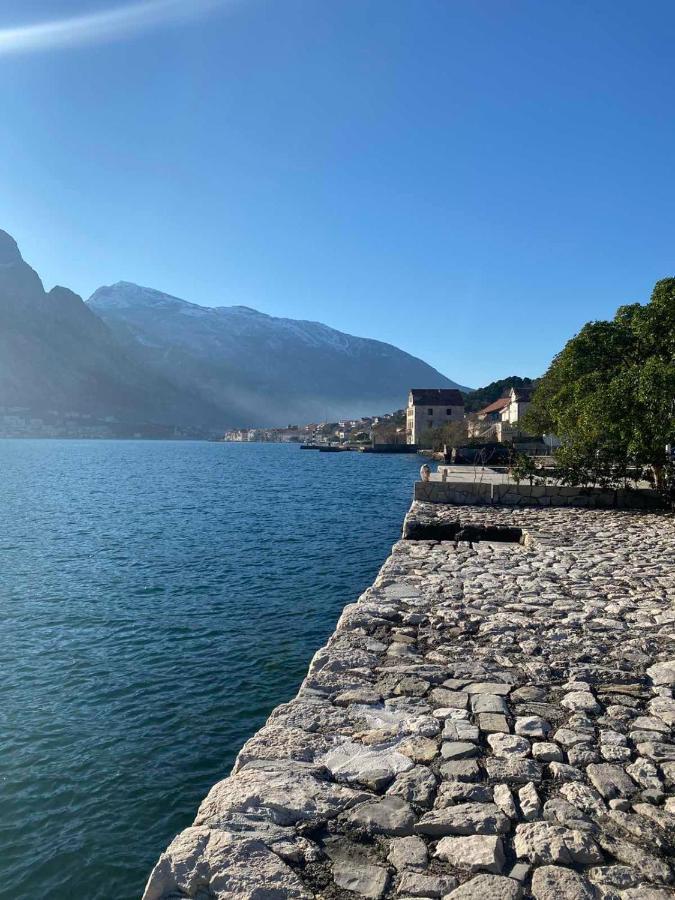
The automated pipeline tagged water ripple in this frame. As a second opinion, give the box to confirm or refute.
[0,440,420,899]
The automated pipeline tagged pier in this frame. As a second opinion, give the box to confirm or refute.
[143,498,675,899]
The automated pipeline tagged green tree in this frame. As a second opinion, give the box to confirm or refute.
[418,420,469,452]
[525,278,675,489]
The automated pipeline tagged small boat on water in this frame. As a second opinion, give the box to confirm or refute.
[300,443,321,450]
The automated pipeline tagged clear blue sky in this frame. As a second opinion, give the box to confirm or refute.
[1,0,673,388]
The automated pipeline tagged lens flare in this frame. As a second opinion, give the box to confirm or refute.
[0,0,233,56]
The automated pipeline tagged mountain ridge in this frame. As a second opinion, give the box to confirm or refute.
[0,228,468,430]
[88,280,468,425]
[90,280,466,378]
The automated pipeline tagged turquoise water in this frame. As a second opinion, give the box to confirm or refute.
[0,440,421,899]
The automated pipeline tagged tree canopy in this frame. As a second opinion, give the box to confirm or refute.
[525,278,675,488]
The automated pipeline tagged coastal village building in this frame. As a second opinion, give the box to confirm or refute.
[468,385,533,442]
[467,395,511,438]
[406,388,465,445]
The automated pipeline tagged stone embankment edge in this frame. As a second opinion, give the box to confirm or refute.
[142,499,675,900]
[415,480,667,509]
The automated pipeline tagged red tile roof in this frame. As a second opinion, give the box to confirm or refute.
[476,396,511,416]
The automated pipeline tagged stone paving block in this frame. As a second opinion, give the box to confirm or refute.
[434,834,505,873]
[440,741,478,760]
[514,716,551,738]
[439,760,480,782]
[471,694,509,714]
[487,733,530,759]
[347,797,416,836]
[333,855,390,898]
[587,763,640,800]
[429,689,468,709]
[465,682,512,696]
[443,874,522,899]
[387,835,428,871]
[477,713,510,733]
[415,802,509,836]
[530,865,595,899]
[514,821,603,866]
[485,757,543,784]
[397,871,457,898]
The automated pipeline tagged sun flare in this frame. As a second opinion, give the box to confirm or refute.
[0,0,232,55]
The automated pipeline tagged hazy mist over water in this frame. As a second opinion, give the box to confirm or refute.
[0,440,421,899]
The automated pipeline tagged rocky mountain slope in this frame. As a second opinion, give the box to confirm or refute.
[88,281,465,426]
[0,228,465,429]
[0,230,219,427]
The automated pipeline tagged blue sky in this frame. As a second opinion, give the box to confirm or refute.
[1,0,673,388]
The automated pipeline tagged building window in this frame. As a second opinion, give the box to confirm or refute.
[446,408,452,416]
[428,408,433,415]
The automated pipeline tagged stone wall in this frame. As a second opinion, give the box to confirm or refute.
[143,502,675,900]
[414,480,667,510]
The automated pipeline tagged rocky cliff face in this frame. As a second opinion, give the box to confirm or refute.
[88,282,465,426]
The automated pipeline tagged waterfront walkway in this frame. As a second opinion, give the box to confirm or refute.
[144,502,675,899]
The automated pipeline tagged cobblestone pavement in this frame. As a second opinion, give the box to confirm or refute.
[144,503,675,900]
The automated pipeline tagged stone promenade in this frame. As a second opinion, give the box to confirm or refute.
[143,502,675,900]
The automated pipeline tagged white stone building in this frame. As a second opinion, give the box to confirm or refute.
[469,386,534,442]
[406,388,465,445]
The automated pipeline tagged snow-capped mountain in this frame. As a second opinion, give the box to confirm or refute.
[88,281,466,426]
[0,231,219,426]
[0,227,467,430]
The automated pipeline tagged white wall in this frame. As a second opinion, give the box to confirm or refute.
[407,404,464,443]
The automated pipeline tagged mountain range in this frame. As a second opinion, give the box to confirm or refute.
[0,229,466,430]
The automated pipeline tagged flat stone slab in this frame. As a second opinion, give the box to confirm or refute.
[435,834,505,873]
[586,763,639,800]
[387,835,427,871]
[471,694,509,714]
[465,682,512,695]
[321,742,414,791]
[487,733,530,759]
[415,803,510,836]
[429,688,468,709]
[444,874,522,899]
[477,713,510,733]
[333,855,389,898]
[514,822,604,866]
[440,741,478,760]
[346,796,415,836]
[531,865,595,899]
[485,758,543,784]
[397,871,457,897]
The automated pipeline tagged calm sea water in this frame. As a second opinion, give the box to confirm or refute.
[0,440,421,899]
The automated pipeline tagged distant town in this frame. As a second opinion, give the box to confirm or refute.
[221,409,405,446]
[220,383,553,457]
[0,380,546,451]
